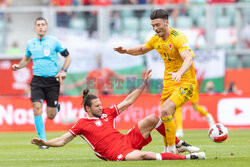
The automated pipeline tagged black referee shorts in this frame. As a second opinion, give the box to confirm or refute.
[30,76,60,108]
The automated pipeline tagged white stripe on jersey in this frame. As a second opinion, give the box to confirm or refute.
[80,134,95,150]
[69,129,77,136]
[113,119,116,129]
[94,151,108,161]
[114,105,119,115]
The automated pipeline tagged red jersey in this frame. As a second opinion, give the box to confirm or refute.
[69,105,135,161]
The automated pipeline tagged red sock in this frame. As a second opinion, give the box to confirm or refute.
[156,122,181,145]
[175,136,180,145]
[160,153,186,160]
[156,122,165,136]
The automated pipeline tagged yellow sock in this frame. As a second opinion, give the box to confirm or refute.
[174,107,183,131]
[193,104,208,117]
[162,116,176,146]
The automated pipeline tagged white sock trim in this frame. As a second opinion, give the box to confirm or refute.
[155,119,163,128]
[176,140,183,147]
[156,153,162,160]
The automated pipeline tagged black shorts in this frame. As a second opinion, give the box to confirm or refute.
[30,76,60,107]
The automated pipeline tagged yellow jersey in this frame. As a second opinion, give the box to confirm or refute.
[145,27,196,88]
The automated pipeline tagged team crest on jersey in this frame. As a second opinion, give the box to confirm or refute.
[44,49,50,57]
[168,44,173,50]
[95,120,103,127]
[101,114,108,122]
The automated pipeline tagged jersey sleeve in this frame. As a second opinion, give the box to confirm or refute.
[55,39,66,53]
[105,105,119,118]
[69,119,83,136]
[145,35,156,50]
[173,33,192,56]
[25,43,31,57]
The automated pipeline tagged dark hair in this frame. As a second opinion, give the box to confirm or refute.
[228,82,235,93]
[35,17,48,25]
[82,89,98,112]
[150,9,169,20]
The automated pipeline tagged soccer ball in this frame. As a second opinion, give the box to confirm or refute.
[208,123,228,143]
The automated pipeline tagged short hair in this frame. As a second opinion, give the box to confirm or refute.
[35,17,48,25]
[150,9,169,20]
[82,89,98,112]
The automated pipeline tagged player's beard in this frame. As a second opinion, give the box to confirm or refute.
[92,111,102,118]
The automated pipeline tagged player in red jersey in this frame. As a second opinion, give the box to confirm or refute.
[31,70,205,161]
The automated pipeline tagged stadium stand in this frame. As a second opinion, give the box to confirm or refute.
[216,16,232,27]
[176,16,193,28]
[226,55,240,68]
[69,17,86,30]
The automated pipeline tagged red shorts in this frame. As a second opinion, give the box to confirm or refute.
[95,124,152,161]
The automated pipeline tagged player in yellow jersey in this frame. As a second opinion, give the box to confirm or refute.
[175,79,215,138]
[114,9,197,154]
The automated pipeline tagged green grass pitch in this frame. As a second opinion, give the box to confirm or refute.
[0,129,249,167]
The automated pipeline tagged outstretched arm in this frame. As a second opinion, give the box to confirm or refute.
[117,69,152,114]
[114,45,151,56]
[168,50,193,82]
[31,132,75,147]
[12,56,31,71]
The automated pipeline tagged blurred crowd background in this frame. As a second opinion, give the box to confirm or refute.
[0,0,250,96]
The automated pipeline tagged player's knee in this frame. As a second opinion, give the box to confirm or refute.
[192,104,198,111]
[161,106,174,117]
[32,105,42,115]
[146,115,160,125]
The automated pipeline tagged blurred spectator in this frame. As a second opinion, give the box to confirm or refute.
[225,82,242,94]
[7,41,21,55]
[82,0,112,37]
[207,0,236,3]
[0,0,12,22]
[127,0,151,18]
[110,11,121,33]
[66,54,130,95]
[188,0,206,4]
[41,0,50,5]
[241,23,250,49]
[152,0,188,27]
[204,81,216,94]
[50,0,73,27]
[93,0,111,6]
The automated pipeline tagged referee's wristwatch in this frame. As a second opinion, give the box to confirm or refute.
[61,67,67,72]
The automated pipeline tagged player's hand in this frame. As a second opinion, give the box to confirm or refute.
[56,70,66,84]
[114,46,128,54]
[31,138,46,146]
[144,69,152,85]
[168,72,182,83]
[12,64,20,71]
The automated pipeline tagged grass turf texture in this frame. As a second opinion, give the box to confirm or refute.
[0,129,249,167]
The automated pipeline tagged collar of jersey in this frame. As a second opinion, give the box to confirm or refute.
[36,35,48,41]
[87,116,100,120]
